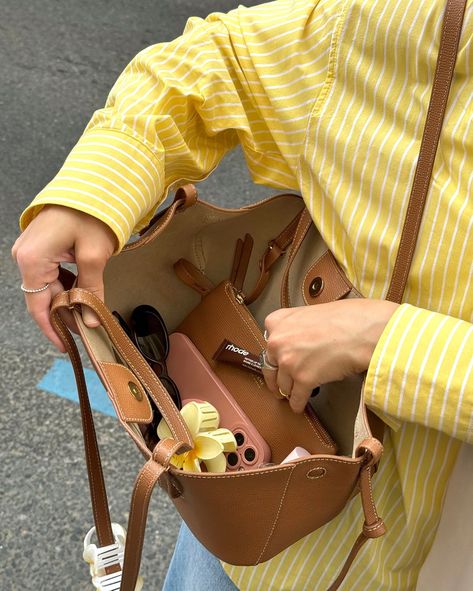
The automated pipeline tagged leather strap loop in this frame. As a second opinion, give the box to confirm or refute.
[173,258,215,296]
[245,208,304,305]
[356,437,384,467]
[280,208,314,308]
[326,444,386,591]
[173,183,198,210]
[231,233,254,293]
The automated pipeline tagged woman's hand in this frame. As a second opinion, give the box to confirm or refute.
[12,205,117,352]
[262,299,399,413]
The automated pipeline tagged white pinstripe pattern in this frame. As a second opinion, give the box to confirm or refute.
[390,433,457,573]
[66,156,154,200]
[82,134,161,178]
[438,326,473,431]
[407,315,445,421]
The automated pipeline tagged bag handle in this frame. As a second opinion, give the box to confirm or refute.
[50,291,121,574]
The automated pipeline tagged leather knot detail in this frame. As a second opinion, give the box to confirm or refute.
[173,184,198,211]
[152,438,184,467]
[356,438,384,467]
[363,518,386,539]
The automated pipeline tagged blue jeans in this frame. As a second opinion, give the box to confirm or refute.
[162,522,239,591]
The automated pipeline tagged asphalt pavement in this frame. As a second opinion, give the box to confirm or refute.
[0,1,269,589]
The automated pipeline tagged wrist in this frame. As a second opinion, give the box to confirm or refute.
[357,300,399,371]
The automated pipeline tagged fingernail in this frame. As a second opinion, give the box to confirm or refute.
[83,308,100,327]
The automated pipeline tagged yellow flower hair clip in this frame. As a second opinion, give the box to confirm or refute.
[157,401,237,472]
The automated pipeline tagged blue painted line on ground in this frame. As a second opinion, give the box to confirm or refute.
[37,358,116,418]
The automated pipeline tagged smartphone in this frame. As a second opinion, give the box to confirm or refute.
[167,332,271,470]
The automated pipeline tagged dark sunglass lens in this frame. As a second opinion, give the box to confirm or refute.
[133,307,168,363]
[160,376,182,410]
[112,311,133,339]
[136,333,167,362]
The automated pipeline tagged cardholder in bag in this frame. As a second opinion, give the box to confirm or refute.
[177,280,336,463]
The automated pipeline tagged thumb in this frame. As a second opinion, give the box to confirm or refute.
[76,251,107,327]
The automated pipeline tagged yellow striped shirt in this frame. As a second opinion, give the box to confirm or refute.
[21,0,473,589]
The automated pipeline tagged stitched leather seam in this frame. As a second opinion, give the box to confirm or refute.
[101,362,153,423]
[73,289,187,443]
[174,456,361,479]
[364,520,384,533]
[53,313,115,543]
[306,467,327,480]
[366,467,379,522]
[256,465,295,564]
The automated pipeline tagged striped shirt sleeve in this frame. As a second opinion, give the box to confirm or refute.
[20,0,335,250]
[19,15,254,250]
[365,304,473,443]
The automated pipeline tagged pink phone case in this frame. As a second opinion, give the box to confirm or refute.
[167,332,271,470]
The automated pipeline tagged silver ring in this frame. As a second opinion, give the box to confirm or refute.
[21,282,50,294]
[263,329,269,342]
[259,348,278,371]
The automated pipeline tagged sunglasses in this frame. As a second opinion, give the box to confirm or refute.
[112,305,181,444]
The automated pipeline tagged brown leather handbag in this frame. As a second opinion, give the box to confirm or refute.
[49,1,466,589]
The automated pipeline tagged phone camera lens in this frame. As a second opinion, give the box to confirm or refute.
[244,448,256,463]
[234,432,245,447]
[227,452,239,467]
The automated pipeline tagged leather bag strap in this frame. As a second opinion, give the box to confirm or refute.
[385,0,467,302]
[283,0,467,307]
[120,439,183,590]
[52,2,467,590]
[245,208,304,304]
[282,1,468,589]
[50,293,121,578]
[328,439,386,591]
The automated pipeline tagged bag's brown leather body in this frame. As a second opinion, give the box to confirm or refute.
[65,191,384,572]
[164,447,366,566]
[49,1,467,588]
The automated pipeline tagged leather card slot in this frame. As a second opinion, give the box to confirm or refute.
[99,362,153,424]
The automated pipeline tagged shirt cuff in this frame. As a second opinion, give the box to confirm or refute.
[20,128,162,251]
[364,303,473,442]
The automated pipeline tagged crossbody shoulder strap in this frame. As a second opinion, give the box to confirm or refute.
[283,0,468,307]
[386,0,468,302]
